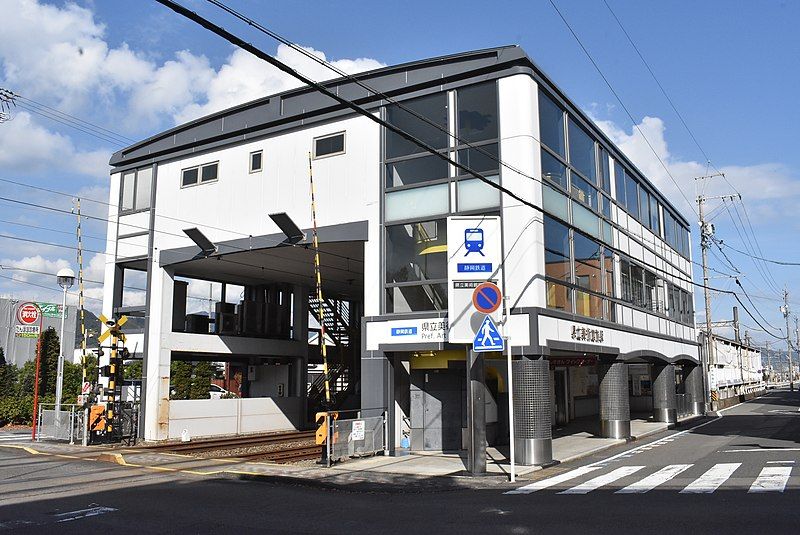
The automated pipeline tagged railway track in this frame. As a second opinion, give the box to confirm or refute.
[139,430,315,454]
[237,444,322,463]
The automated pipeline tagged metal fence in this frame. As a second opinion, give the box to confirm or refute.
[36,404,87,445]
[325,410,386,466]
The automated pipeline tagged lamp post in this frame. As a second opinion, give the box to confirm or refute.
[55,267,75,413]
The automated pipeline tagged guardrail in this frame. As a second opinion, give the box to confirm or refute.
[318,408,387,467]
[36,404,88,445]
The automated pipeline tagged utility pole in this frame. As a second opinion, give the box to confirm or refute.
[765,340,772,386]
[780,289,794,391]
[696,174,738,408]
[795,316,799,390]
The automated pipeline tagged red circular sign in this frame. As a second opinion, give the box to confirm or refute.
[17,302,40,325]
[472,282,502,314]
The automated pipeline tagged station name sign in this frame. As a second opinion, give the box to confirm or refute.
[570,325,605,343]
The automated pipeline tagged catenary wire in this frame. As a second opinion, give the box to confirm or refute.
[547,0,697,217]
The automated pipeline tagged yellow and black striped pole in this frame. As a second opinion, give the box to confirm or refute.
[308,153,331,407]
[76,199,88,387]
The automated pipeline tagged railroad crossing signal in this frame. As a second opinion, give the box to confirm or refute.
[97,314,128,344]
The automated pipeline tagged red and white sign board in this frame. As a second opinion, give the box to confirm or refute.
[17,302,40,325]
[81,382,92,395]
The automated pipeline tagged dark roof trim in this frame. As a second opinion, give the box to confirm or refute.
[110,45,690,226]
[159,220,368,267]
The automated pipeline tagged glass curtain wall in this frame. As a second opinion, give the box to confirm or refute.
[383,81,500,313]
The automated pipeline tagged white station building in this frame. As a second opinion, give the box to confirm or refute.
[103,46,701,464]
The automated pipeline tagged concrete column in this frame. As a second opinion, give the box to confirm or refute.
[512,357,552,465]
[652,363,677,423]
[289,286,309,424]
[143,264,175,441]
[599,361,631,438]
[683,364,705,415]
[467,350,486,474]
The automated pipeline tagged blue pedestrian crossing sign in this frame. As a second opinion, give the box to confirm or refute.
[473,315,504,352]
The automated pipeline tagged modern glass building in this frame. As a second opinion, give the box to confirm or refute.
[104,46,701,462]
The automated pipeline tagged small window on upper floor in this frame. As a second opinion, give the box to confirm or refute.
[313,132,345,159]
[250,151,263,173]
[120,166,153,214]
[182,161,219,188]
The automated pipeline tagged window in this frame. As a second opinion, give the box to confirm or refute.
[457,176,500,212]
[457,143,499,175]
[638,187,650,226]
[456,82,498,143]
[568,118,596,183]
[614,161,626,208]
[625,173,640,220]
[386,155,448,188]
[544,216,571,282]
[182,162,218,187]
[573,231,602,294]
[385,219,448,313]
[385,183,449,222]
[249,151,263,173]
[539,91,566,158]
[649,195,660,234]
[201,162,218,183]
[571,174,598,211]
[313,132,345,159]
[120,166,153,213]
[386,93,448,158]
[598,148,611,194]
[542,149,567,189]
[385,220,447,284]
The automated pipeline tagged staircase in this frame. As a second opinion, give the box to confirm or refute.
[307,296,359,413]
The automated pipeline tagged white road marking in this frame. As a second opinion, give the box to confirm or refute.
[680,463,741,494]
[504,466,602,495]
[767,460,795,464]
[616,464,693,494]
[749,467,792,493]
[721,448,800,453]
[54,506,117,523]
[559,466,645,495]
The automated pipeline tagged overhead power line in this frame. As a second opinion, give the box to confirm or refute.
[719,240,800,267]
[547,0,697,218]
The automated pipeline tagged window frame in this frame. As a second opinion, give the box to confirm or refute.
[119,166,153,215]
[249,150,263,174]
[312,131,346,160]
[181,161,219,189]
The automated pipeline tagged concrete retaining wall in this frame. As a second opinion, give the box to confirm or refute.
[168,397,303,440]
[712,389,765,411]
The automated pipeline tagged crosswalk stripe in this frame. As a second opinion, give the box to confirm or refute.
[504,466,603,495]
[616,464,693,494]
[749,467,792,493]
[680,463,741,494]
[559,466,645,495]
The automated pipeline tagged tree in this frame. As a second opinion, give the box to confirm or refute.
[37,327,60,397]
[124,360,142,380]
[170,361,192,400]
[0,348,19,397]
[190,361,213,400]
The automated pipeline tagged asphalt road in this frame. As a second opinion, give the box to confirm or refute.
[1,389,798,534]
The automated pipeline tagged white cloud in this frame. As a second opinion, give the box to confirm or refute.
[591,114,800,225]
[0,112,111,178]
[174,45,386,124]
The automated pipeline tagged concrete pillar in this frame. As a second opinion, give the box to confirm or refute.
[143,264,175,441]
[467,350,486,474]
[290,285,309,423]
[683,364,705,415]
[512,357,552,465]
[598,361,631,438]
[652,363,677,423]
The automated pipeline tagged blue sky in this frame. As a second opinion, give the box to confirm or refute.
[1,0,798,345]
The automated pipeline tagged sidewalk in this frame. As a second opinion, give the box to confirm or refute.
[0,414,704,492]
